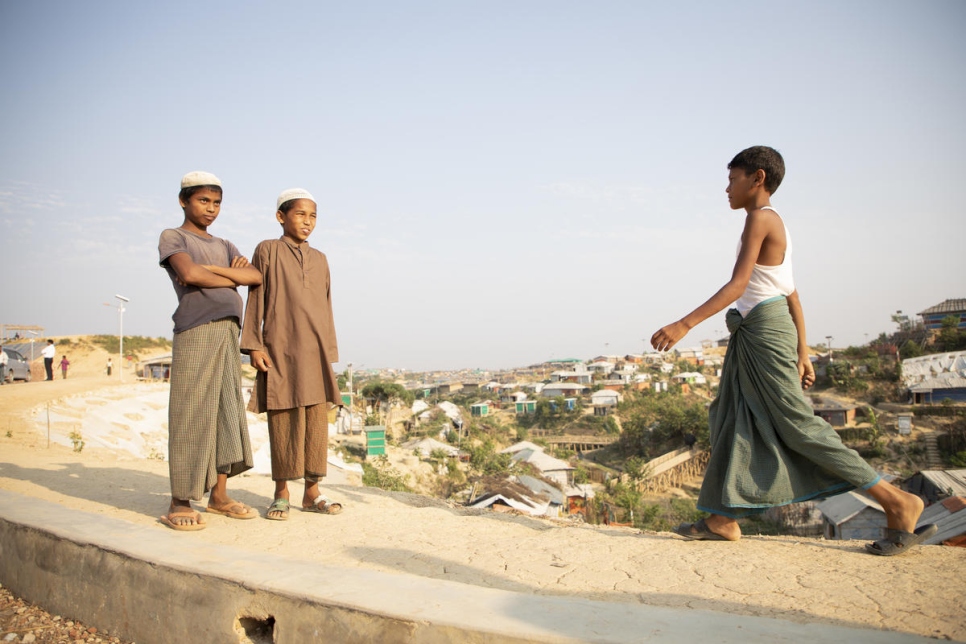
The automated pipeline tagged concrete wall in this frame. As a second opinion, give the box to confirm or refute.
[0,490,933,644]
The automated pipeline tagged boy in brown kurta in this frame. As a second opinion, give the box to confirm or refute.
[241,188,343,520]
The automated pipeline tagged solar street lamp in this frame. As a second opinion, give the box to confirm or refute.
[115,295,129,381]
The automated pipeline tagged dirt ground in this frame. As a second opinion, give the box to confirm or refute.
[1,343,965,642]
[0,340,146,643]
[0,582,131,644]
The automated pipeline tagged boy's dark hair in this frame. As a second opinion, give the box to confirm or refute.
[728,146,785,194]
[178,184,223,204]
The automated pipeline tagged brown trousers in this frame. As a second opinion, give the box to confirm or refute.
[267,403,328,481]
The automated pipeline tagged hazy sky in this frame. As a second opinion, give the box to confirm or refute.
[1,1,964,372]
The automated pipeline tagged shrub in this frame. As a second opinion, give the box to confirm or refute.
[361,457,411,492]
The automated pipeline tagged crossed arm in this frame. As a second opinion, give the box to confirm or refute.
[167,252,263,288]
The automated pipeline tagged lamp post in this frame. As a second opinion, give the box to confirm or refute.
[345,363,353,434]
[825,335,833,362]
[115,295,129,381]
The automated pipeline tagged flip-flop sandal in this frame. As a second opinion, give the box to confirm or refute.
[865,524,938,556]
[673,518,729,541]
[206,501,257,520]
[266,498,290,521]
[160,510,206,531]
[303,494,343,515]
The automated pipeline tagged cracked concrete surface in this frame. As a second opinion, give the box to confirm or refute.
[1,380,964,642]
[0,443,963,641]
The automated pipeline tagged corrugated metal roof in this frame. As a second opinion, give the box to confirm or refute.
[918,470,966,497]
[909,374,966,392]
[918,298,966,316]
[810,399,857,411]
[543,382,588,390]
[516,474,565,506]
[468,493,550,515]
[817,491,883,525]
[511,448,574,472]
[499,441,544,454]
[920,496,966,545]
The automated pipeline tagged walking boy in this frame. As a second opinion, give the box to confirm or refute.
[158,171,262,530]
[651,146,935,555]
[241,188,343,520]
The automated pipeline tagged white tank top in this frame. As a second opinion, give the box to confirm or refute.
[734,207,795,317]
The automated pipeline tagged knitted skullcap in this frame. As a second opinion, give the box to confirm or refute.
[277,188,316,209]
[180,171,222,188]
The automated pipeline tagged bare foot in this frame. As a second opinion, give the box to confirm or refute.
[303,482,322,508]
[161,500,206,530]
[302,484,342,514]
[704,514,742,541]
[884,490,924,533]
[266,497,290,521]
[206,498,256,519]
[868,481,924,533]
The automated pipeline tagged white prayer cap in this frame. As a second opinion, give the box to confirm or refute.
[277,188,316,210]
[181,171,222,189]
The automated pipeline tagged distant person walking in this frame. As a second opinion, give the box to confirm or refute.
[60,355,70,379]
[650,146,935,556]
[106,357,113,376]
[241,188,344,521]
[42,340,55,381]
[0,344,7,385]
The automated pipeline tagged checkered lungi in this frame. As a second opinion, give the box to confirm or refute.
[168,317,253,500]
[267,403,328,481]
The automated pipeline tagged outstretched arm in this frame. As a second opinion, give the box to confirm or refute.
[786,290,815,389]
[650,210,771,352]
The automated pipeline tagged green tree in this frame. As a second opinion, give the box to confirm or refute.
[619,393,708,457]
[935,316,966,352]
[467,440,513,475]
[624,456,650,482]
[361,381,415,420]
[899,339,923,360]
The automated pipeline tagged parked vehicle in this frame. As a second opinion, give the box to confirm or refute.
[3,348,32,382]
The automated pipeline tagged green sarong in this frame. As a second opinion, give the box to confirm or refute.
[699,297,879,518]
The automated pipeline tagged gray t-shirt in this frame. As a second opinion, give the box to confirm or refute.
[158,228,244,334]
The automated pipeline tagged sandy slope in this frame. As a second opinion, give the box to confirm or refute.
[0,349,964,641]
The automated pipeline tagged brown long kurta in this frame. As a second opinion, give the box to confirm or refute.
[241,237,342,413]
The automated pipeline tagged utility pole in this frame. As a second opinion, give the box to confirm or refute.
[115,295,129,381]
